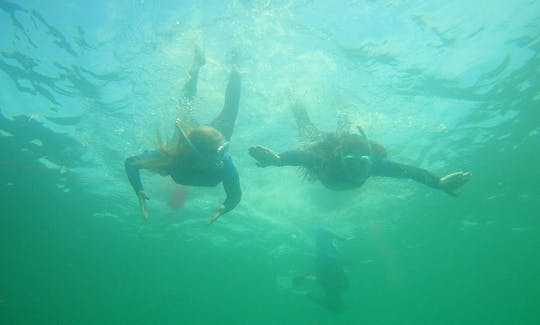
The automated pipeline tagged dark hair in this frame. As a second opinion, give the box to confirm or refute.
[300,132,387,182]
[339,134,371,156]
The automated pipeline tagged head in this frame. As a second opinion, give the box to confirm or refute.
[338,134,372,182]
[182,125,229,168]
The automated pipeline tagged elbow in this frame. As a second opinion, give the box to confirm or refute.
[125,156,136,170]
[231,190,242,210]
[235,190,242,207]
[224,190,242,213]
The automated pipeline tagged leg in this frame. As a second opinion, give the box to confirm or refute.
[291,102,324,143]
[210,69,241,140]
[182,45,206,100]
[178,46,205,128]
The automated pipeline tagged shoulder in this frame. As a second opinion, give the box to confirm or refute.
[369,141,387,160]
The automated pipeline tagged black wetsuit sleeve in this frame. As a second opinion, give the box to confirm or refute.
[372,158,440,189]
[124,150,162,193]
[278,150,322,169]
[222,157,242,213]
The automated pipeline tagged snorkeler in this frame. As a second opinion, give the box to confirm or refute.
[277,228,349,313]
[125,47,241,224]
[248,103,471,194]
[311,228,349,313]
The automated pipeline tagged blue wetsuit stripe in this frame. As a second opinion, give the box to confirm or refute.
[221,156,242,212]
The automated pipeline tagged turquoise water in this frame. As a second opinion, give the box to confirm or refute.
[1,0,539,323]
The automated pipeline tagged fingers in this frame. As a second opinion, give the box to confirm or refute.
[208,205,225,224]
[455,171,472,184]
[441,171,472,196]
[249,145,270,167]
[248,146,261,158]
[248,145,265,154]
[445,171,472,184]
[141,208,148,219]
[208,211,223,224]
[138,191,150,200]
[140,202,149,219]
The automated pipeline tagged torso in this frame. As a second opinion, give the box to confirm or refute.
[169,160,223,187]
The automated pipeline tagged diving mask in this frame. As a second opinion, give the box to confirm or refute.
[341,154,372,181]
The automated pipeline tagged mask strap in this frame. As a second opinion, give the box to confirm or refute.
[176,122,228,166]
[176,122,200,156]
[356,125,372,154]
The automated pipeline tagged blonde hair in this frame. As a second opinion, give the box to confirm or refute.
[136,125,225,175]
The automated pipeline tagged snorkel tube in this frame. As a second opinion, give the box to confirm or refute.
[175,120,230,168]
[356,126,368,142]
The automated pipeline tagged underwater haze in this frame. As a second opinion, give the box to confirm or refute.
[1,0,540,324]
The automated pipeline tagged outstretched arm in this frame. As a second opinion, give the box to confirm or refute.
[124,150,163,218]
[209,156,242,224]
[248,145,321,168]
[372,158,471,195]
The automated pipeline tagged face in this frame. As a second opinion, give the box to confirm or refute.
[193,141,230,169]
[341,154,372,181]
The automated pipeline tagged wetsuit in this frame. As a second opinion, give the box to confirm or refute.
[277,149,440,190]
[125,151,241,213]
[315,228,348,313]
[124,68,242,213]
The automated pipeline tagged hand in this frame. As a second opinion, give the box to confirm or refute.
[438,171,472,196]
[137,190,150,219]
[248,145,281,167]
[208,205,225,224]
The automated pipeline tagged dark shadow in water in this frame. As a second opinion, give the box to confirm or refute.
[0,1,117,107]
[0,110,88,171]
[290,228,349,314]
[311,228,349,313]
[0,1,37,47]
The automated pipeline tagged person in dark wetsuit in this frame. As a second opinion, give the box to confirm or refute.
[248,103,471,194]
[312,228,349,313]
[125,47,241,224]
[287,228,349,313]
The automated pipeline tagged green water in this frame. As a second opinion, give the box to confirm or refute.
[1,0,540,324]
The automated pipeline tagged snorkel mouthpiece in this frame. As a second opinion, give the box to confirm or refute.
[342,154,372,180]
[356,126,368,141]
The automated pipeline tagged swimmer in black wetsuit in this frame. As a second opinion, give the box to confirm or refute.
[284,228,349,313]
[312,228,349,313]
[125,47,241,224]
[249,103,471,194]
